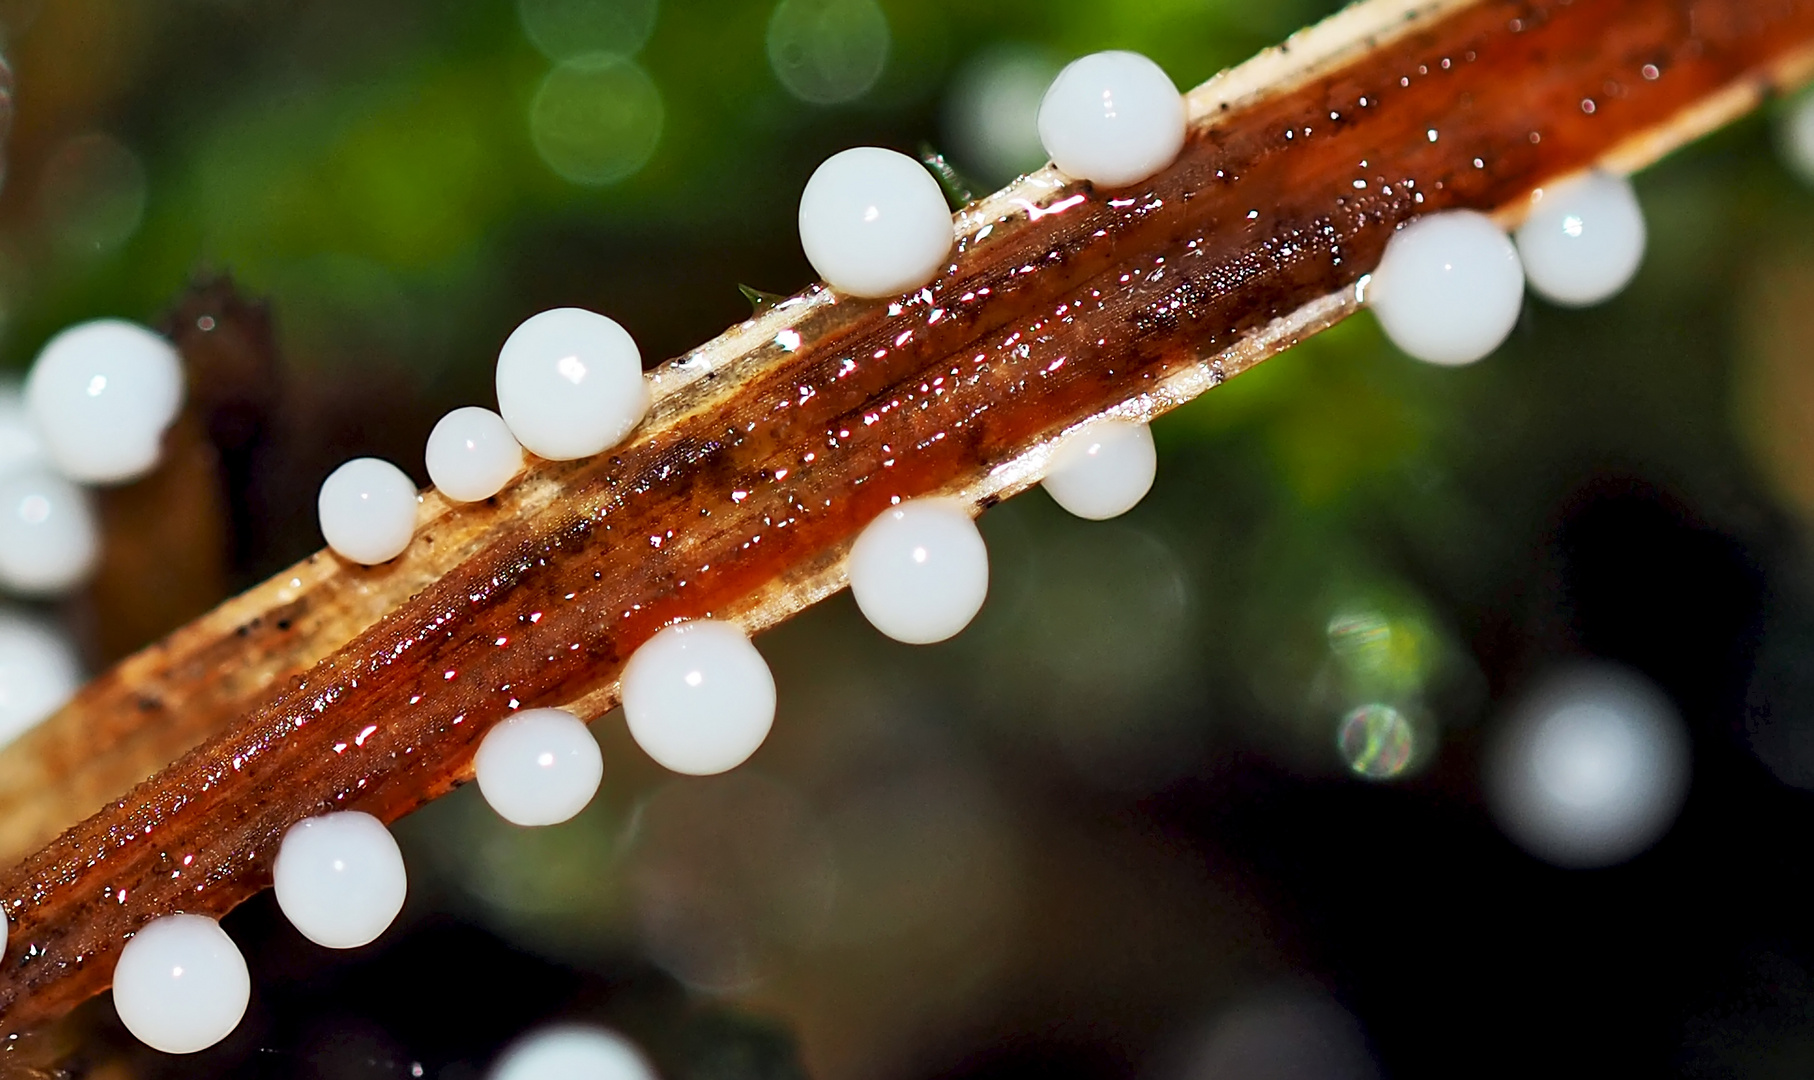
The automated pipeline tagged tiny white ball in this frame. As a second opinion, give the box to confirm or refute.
[1514,171,1646,307]
[847,497,989,644]
[621,620,776,776]
[318,457,419,566]
[496,308,650,461]
[25,319,184,485]
[0,612,80,749]
[1037,50,1186,188]
[1042,418,1157,520]
[475,708,604,826]
[273,810,408,949]
[798,146,954,299]
[1368,209,1524,366]
[427,406,525,503]
[490,1025,657,1080]
[111,914,250,1054]
[0,469,98,596]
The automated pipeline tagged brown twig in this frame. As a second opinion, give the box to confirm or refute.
[0,0,1810,1037]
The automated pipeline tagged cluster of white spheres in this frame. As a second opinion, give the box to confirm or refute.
[799,147,955,298]
[621,620,777,775]
[1042,418,1157,520]
[1372,176,1648,364]
[847,498,989,644]
[319,305,655,561]
[1368,209,1526,366]
[490,1025,657,1080]
[25,319,184,485]
[475,707,604,825]
[427,406,524,503]
[495,307,650,461]
[111,914,251,1054]
[272,811,408,949]
[317,457,420,566]
[1485,664,1690,868]
[1514,170,1647,307]
[0,612,81,748]
[1037,50,1187,188]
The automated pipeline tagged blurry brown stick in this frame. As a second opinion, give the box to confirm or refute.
[0,0,1810,1036]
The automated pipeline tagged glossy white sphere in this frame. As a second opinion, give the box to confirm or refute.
[318,457,419,566]
[1514,171,1646,307]
[427,406,524,503]
[0,469,98,595]
[496,308,650,461]
[475,708,604,826]
[25,319,183,485]
[847,498,989,644]
[1037,51,1186,188]
[1042,419,1157,520]
[0,612,80,748]
[490,1025,657,1080]
[1486,665,1690,868]
[1369,210,1525,366]
[621,620,776,776]
[272,811,408,949]
[111,914,250,1054]
[798,147,954,299]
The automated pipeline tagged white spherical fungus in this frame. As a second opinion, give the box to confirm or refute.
[1368,209,1525,366]
[1037,50,1186,188]
[25,319,183,484]
[111,914,251,1054]
[621,620,776,776]
[490,1025,657,1080]
[272,810,408,949]
[1042,418,1157,520]
[798,147,954,299]
[1485,665,1690,869]
[318,457,419,566]
[1514,171,1646,307]
[847,497,989,644]
[474,708,604,826]
[426,406,525,503]
[0,612,80,749]
[496,308,650,461]
[0,469,98,596]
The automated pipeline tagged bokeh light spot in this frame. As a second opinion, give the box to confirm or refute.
[1337,703,1414,779]
[39,132,147,256]
[1486,664,1690,868]
[517,0,658,62]
[941,44,1058,185]
[766,0,890,106]
[530,54,663,186]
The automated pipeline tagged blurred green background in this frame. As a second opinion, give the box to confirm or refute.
[14,0,1814,1077]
